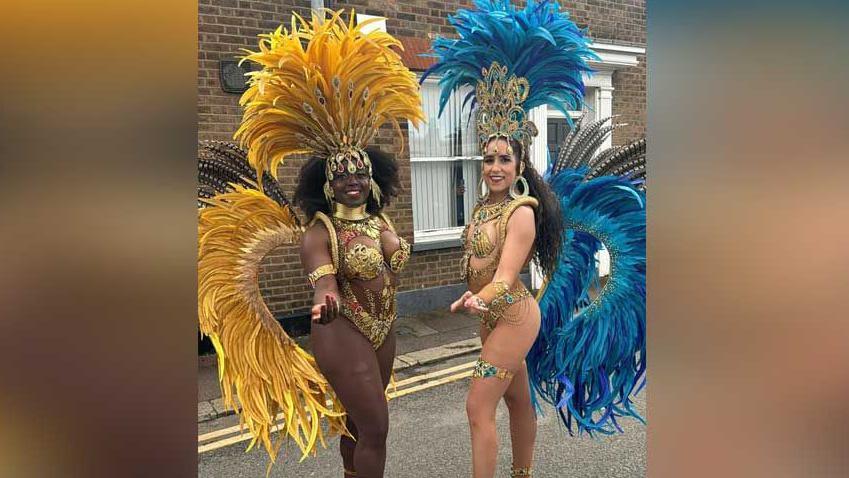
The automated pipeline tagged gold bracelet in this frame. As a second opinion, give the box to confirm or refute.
[478,280,510,304]
[389,239,410,273]
[488,281,531,324]
[307,264,336,287]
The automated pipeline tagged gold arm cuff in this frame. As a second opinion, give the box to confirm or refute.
[389,238,410,273]
[477,280,510,304]
[308,264,336,287]
[480,281,531,328]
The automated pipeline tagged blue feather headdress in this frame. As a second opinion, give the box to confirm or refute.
[426,0,646,438]
[422,0,599,156]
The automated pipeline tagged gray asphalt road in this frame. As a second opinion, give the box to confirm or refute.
[198,367,646,478]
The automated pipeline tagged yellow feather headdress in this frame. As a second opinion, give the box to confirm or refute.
[235,9,425,204]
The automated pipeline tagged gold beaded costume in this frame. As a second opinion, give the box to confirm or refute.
[197,8,423,469]
[461,196,540,331]
[309,210,410,348]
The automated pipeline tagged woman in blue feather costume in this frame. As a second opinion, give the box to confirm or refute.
[429,0,646,475]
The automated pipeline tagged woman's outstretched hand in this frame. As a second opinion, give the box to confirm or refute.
[450,291,489,315]
[311,294,339,324]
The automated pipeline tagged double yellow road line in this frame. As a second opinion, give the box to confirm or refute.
[198,360,476,454]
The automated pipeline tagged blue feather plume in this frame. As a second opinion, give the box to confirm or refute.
[527,166,646,435]
[422,0,599,120]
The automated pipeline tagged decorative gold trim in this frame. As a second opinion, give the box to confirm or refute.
[333,202,369,221]
[308,264,337,287]
[477,279,509,304]
[308,212,339,270]
[344,243,384,281]
[472,358,514,380]
[489,285,531,322]
[497,196,539,244]
[475,62,538,158]
[378,213,397,233]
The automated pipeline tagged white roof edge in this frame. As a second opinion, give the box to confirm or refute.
[590,42,646,55]
[587,42,645,70]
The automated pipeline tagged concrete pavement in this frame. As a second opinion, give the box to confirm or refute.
[198,368,647,477]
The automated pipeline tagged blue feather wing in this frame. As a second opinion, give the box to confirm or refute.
[528,168,646,435]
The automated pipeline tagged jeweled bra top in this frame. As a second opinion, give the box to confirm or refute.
[461,196,539,330]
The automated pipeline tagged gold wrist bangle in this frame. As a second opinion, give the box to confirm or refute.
[488,280,530,323]
[307,264,336,287]
[478,280,510,304]
[389,240,410,273]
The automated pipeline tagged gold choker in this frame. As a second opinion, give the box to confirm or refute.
[333,203,369,221]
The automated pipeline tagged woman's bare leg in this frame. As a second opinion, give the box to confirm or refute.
[312,318,391,478]
[466,308,539,478]
[503,364,536,474]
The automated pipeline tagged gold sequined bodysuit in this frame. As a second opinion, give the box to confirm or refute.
[461,196,539,330]
[312,212,410,348]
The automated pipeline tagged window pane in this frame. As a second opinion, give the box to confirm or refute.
[410,82,477,159]
[410,79,480,232]
[547,118,571,162]
[410,158,482,231]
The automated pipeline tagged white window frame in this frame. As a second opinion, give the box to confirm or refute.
[409,75,482,248]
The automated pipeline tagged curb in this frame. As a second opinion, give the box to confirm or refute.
[198,337,481,423]
[391,337,481,371]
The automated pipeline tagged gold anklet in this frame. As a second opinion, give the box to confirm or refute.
[510,465,532,477]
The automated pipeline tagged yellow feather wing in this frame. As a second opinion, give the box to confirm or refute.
[198,186,348,462]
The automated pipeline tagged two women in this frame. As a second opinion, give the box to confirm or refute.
[205,2,608,477]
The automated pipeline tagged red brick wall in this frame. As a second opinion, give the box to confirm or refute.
[612,55,647,146]
[198,0,646,317]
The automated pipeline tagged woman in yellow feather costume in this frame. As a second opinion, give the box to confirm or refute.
[197,9,424,477]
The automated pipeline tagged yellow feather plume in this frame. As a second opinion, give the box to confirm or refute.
[198,186,348,463]
[234,9,425,179]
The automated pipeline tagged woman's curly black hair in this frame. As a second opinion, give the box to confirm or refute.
[294,147,400,221]
[509,139,564,280]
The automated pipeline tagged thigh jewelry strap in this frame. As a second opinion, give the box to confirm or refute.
[471,358,514,380]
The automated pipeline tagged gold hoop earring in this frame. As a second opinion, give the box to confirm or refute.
[509,176,529,199]
[478,176,489,200]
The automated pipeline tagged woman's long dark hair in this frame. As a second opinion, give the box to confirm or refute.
[294,147,400,221]
[511,140,563,279]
